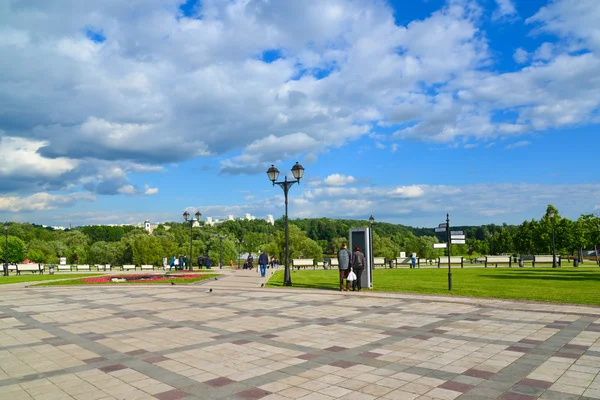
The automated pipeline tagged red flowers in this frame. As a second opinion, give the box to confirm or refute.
[82,274,199,283]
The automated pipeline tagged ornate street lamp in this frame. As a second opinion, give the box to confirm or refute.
[369,215,375,271]
[3,222,8,276]
[267,162,305,286]
[547,210,557,268]
[183,210,202,271]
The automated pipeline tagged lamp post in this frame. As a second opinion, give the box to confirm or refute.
[267,162,305,286]
[183,210,202,271]
[216,234,227,269]
[3,222,8,276]
[104,242,108,271]
[547,210,557,268]
[235,238,242,269]
[369,215,375,272]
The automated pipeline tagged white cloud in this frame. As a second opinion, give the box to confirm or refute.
[513,47,529,64]
[388,186,425,199]
[375,142,386,149]
[391,143,399,152]
[493,0,518,21]
[0,193,95,212]
[323,174,357,187]
[117,185,138,195]
[506,141,531,149]
[144,185,159,195]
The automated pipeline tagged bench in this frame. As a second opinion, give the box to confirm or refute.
[95,264,110,271]
[140,265,155,271]
[437,256,464,268]
[329,259,339,269]
[292,259,314,270]
[485,256,512,268]
[7,263,18,274]
[16,264,43,275]
[373,257,386,268]
[122,264,137,271]
[76,264,92,271]
[396,257,419,268]
[57,265,72,272]
[533,255,561,267]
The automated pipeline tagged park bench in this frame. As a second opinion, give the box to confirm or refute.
[373,257,386,268]
[485,256,512,268]
[140,265,155,271]
[76,264,92,271]
[57,265,72,272]
[437,256,464,268]
[95,264,110,271]
[16,264,43,275]
[329,259,339,269]
[292,259,314,270]
[122,265,137,271]
[396,257,419,268]
[7,263,18,274]
[533,255,561,267]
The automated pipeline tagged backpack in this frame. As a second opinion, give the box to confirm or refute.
[353,251,364,269]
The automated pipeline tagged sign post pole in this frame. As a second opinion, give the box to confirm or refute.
[446,213,452,291]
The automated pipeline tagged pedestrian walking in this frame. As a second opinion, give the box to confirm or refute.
[258,250,268,277]
[337,243,351,291]
[351,246,366,291]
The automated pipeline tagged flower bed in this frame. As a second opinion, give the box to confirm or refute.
[83,274,199,284]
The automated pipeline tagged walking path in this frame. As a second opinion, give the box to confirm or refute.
[0,270,599,400]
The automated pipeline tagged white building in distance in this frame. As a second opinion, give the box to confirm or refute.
[204,214,274,227]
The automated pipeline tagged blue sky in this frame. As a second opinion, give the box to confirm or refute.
[0,0,599,228]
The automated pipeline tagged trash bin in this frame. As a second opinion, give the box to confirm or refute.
[49,264,55,275]
[388,260,394,269]
[518,259,524,268]
[573,259,579,267]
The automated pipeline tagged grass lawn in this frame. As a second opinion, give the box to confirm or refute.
[0,274,103,285]
[267,267,600,306]
[33,273,219,286]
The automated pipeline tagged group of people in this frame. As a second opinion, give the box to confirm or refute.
[337,243,366,291]
[242,251,279,277]
[168,254,213,270]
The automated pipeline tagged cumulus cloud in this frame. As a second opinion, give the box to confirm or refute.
[0,0,599,216]
[493,0,518,21]
[144,185,159,195]
[323,174,357,187]
[0,193,95,212]
[388,186,425,199]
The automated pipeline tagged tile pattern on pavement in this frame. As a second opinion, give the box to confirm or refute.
[0,269,599,399]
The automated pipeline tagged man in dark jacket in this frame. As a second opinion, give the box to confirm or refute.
[258,250,269,277]
[197,255,203,269]
[205,256,211,269]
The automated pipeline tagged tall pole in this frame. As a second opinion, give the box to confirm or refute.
[189,221,193,271]
[447,214,452,291]
[284,179,291,286]
[4,223,8,276]
[219,236,223,269]
[551,217,557,268]
[104,243,107,271]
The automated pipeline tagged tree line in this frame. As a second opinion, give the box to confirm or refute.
[1,204,598,266]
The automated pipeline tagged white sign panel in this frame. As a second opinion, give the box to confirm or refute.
[433,243,447,249]
[438,223,447,228]
[451,231,463,235]
[434,227,446,233]
[452,239,466,244]
[400,252,406,258]
[59,257,67,265]
[451,235,466,240]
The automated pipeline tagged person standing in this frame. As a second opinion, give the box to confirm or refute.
[337,243,351,291]
[197,255,203,269]
[411,253,417,269]
[247,254,254,270]
[351,245,366,291]
[205,255,211,270]
[258,250,268,278]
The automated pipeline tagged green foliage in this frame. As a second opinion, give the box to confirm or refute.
[0,236,26,263]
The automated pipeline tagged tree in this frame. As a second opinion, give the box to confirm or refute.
[0,236,26,263]
[264,225,323,263]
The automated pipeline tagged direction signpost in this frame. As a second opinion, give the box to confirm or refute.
[433,215,468,291]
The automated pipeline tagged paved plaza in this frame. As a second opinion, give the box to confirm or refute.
[1,270,599,400]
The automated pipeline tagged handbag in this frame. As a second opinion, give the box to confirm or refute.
[347,267,357,281]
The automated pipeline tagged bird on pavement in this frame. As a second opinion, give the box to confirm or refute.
[170,281,175,285]
[208,288,213,293]
[260,283,264,287]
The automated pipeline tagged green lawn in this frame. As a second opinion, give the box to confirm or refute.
[0,274,103,285]
[33,274,219,286]
[267,267,600,306]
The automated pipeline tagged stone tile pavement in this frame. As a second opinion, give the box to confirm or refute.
[0,269,599,399]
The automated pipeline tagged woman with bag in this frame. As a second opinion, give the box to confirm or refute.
[351,245,366,291]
